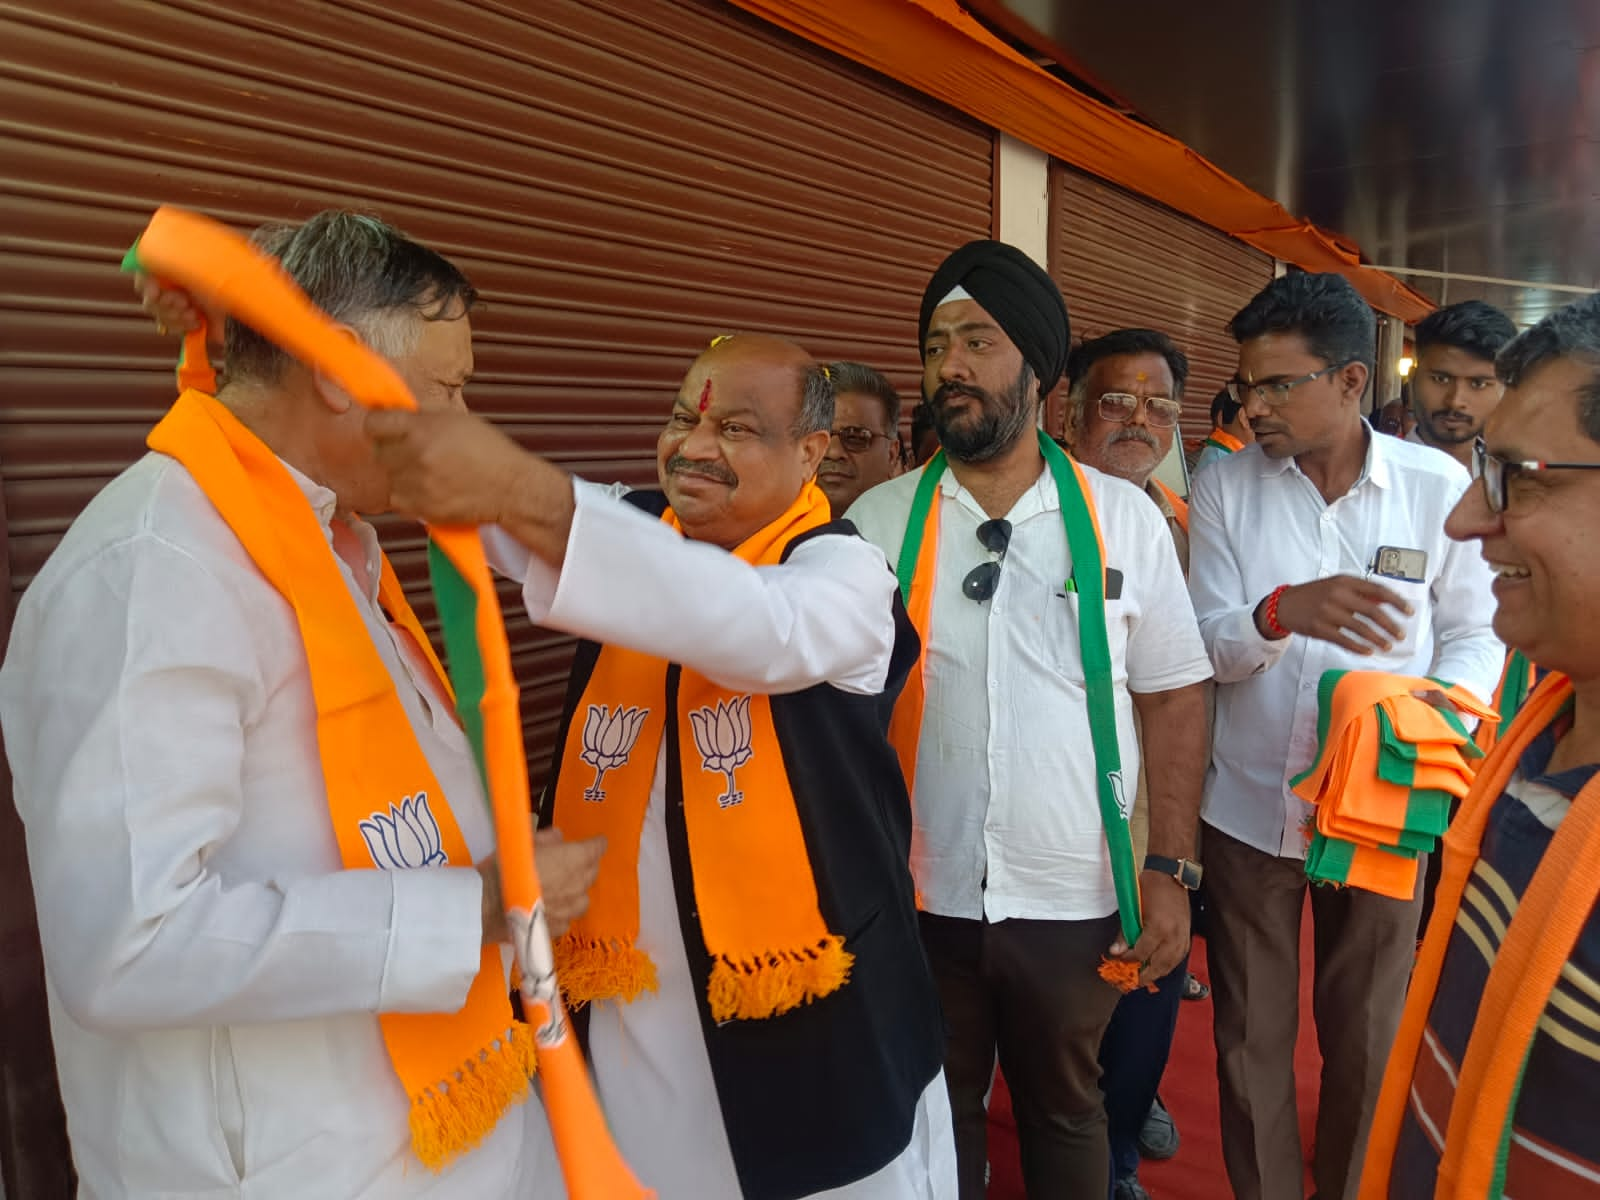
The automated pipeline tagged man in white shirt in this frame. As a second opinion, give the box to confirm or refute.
[367,331,954,1200]
[0,212,602,1198]
[1188,271,1502,1200]
[845,241,1213,1199]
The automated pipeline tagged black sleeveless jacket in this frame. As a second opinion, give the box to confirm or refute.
[542,490,943,1200]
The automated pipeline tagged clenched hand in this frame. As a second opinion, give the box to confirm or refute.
[1109,871,1192,985]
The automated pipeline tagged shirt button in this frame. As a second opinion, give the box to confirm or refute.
[1320,511,1334,523]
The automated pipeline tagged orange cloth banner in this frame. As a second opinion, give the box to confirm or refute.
[728,0,1434,323]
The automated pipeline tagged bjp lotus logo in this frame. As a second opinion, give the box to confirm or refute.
[360,793,448,870]
[689,695,754,808]
[579,704,650,801]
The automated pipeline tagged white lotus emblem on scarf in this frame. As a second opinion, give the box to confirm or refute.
[689,695,754,808]
[1109,770,1131,821]
[359,793,448,869]
[579,704,650,801]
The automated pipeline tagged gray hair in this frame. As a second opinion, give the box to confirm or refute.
[793,362,835,438]
[225,210,478,383]
[826,360,901,429]
[1497,292,1600,442]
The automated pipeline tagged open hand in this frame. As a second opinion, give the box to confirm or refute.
[1262,573,1412,654]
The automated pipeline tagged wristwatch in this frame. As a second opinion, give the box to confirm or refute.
[1144,855,1203,891]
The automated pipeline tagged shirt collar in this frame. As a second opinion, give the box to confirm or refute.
[1257,422,1390,491]
[279,458,384,601]
[938,460,1056,521]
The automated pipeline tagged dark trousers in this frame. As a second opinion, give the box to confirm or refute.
[1204,823,1424,1200]
[1098,947,1190,1189]
[920,911,1123,1200]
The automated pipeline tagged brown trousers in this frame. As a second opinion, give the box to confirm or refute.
[1204,823,1424,1200]
[919,911,1123,1199]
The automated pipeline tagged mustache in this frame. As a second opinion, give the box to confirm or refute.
[665,455,738,486]
[1109,427,1159,450]
[932,381,987,407]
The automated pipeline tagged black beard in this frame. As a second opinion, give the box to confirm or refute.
[1420,411,1478,445]
[929,367,1036,464]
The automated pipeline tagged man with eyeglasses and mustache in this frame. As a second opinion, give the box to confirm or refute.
[366,331,955,1200]
[847,241,1213,1199]
[1187,272,1502,1200]
[817,360,904,513]
[1405,299,1518,470]
[1065,328,1198,1200]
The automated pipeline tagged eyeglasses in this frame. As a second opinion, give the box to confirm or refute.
[1227,361,1353,407]
[962,518,1012,604]
[1471,436,1600,514]
[830,426,895,454]
[1097,392,1182,428]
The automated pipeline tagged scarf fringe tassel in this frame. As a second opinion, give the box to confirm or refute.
[708,935,854,1022]
[409,1022,538,1171]
[554,933,660,1007]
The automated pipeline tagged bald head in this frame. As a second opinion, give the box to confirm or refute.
[685,333,833,437]
[656,333,836,545]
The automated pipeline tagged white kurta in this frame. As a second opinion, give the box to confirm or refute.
[492,482,955,1200]
[0,452,547,1199]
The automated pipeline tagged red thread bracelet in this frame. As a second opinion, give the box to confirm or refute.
[1264,584,1290,638]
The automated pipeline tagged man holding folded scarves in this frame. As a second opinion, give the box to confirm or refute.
[846,240,1212,1199]
[1187,272,1502,1200]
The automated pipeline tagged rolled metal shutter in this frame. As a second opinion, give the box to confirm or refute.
[0,2,992,1191]
[1046,162,1274,448]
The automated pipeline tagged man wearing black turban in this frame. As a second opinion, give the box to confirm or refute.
[847,241,1212,1199]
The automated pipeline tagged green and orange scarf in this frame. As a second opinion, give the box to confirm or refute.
[889,431,1144,987]
[1202,427,1244,455]
[149,390,535,1167]
[1361,672,1600,1198]
[1289,671,1497,898]
[551,481,853,1022]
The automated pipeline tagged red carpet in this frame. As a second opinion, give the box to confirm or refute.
[987,912,1321,1199]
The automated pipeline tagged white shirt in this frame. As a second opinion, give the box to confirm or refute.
[1187,432,1503,858]
[847,464,1213,923]
[491,481,955,1200]
[0,453,544,1199]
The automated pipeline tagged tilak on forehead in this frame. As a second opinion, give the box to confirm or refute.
[699,379,712,412]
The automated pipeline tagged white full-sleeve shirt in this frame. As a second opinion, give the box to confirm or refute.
[846,462,1214,924]
[1187,430,1503,859]
[0,452,545,1199]
[486,481,956,1200]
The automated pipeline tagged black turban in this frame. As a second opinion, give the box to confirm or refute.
[918,240,1071,392]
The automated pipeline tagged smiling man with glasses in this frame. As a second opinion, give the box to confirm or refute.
[1188,272,1502,1200]
[1359,291,1600,1199]
[848,241,1212,1199]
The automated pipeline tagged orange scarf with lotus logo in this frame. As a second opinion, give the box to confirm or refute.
[148,391,534,1168]
[550,482,854,1023]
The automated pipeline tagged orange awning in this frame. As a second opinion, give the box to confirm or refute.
[727,0,1434,323]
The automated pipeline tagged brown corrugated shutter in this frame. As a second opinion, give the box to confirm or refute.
[1046,162,1274,449]
[0,2,991,1191]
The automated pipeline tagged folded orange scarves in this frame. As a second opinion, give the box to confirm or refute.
[1290,671,1497,899]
